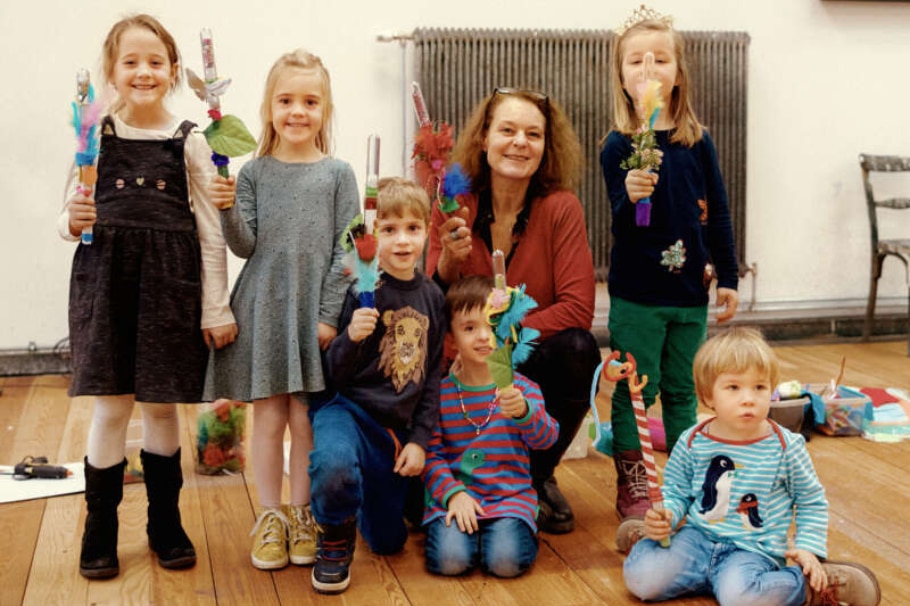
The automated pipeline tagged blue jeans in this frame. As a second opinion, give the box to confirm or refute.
[308,395,408,555]
[425,517,538,578]
[624,526,808,606]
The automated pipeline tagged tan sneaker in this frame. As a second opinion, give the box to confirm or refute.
[250,508,289,570]
[286,504,317,566]
[616,516,646,554]
[807,561,881,606]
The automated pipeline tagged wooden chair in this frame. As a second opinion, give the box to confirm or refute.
[860,153,910,354]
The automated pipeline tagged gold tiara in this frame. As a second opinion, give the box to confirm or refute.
[615,4,674,36]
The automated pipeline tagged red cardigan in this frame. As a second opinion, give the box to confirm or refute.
[426,190,595,340]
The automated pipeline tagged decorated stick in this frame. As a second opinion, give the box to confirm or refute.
[364,134,380,235]
[620,51,664,227]
[484,249,539,390]
[411,82,431,127]
[72,69,101,245]
[186,29,257,184]
[344,134,381,309]
[602,351,670,547]
[410,82,469,215]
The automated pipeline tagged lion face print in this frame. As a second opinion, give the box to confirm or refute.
[377,306,429,392]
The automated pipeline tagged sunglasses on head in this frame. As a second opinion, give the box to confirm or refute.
[486,87,550,123]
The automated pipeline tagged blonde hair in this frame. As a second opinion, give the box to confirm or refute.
[610,19,702,147]
[451,90,583,198]
[257,49,333,158]
[692,327,779,406]
[377,177,431,226]
[101,14,181,113]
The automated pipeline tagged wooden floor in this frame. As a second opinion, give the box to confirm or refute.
[2,340,909,606]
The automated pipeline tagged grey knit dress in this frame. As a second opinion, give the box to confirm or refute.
[204,156,360,402]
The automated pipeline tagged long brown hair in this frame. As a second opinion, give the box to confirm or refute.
[610,20,702,147]
[257,49,333,158]
[451,89,582,198]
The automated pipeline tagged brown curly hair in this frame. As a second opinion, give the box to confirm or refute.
[451,89,583,198]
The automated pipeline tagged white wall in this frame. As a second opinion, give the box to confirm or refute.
[2,0,909,350]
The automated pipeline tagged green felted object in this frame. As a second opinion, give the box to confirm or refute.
[486,345,514,389]
[203,114,257,157]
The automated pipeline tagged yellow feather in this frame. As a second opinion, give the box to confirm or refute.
[641,79,664,121]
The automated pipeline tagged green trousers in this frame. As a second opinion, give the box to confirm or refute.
[608,297,707,453]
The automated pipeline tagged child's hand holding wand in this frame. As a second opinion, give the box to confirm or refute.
[347,307,379,342]
[207,175,236,210]
[65,188,97,239]
[625,167,659,203]
[498,386,529,419]
[642,507,673,544]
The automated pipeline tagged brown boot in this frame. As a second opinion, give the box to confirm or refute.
[806,561,881,606]
[614,450,651,520]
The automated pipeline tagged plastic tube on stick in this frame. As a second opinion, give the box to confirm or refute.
[411,82,431,127]
[364,135,380,234]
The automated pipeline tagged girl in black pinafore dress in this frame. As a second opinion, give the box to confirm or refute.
[69,116,207,401]
[59,14,235,580]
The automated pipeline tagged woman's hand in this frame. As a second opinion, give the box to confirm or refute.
[625,169,658,203]
[436,206,472,284]
[66,187,97,238]
[208,175,236,210]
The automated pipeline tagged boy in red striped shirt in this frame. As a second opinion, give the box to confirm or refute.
[421,275,559,577]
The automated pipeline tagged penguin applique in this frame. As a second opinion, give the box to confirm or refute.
[736,493,763,530]
[699,454,738,522]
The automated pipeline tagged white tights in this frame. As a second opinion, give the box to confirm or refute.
[251,394,312,510]
[86,395,180,469]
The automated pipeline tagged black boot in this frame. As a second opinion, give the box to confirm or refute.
[140,449,196,569]
[530,395,591,534]
[312,517,357,594]
[80,457,126,579]
[521,327,601,534]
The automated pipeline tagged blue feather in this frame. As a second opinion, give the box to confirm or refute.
[442,163,471,198]
[510,327,540,366]
[495,286,538,344]
[352,256,380,296]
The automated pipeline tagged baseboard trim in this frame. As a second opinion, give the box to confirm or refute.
[0,348,72,377]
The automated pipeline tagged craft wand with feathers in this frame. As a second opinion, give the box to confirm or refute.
[340,135,381,309]
[410,82,471,229]
[483,250,540,391]
[71,69,102,245]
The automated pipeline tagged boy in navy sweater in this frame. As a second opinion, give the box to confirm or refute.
[309,177,445,594]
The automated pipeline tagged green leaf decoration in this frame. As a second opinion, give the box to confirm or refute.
[204,114,258,157]
[486,345,514,389]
